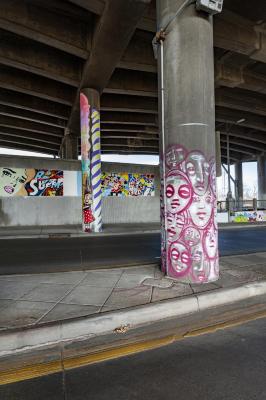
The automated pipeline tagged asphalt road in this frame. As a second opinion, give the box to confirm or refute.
[1,227,266,274]
[1,317,265,400]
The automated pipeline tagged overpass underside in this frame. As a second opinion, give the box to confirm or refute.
[0,0,264,164]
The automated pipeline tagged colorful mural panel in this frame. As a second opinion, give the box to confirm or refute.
[233,211,266,223]
[0,167,63,196]
[161,144,218,283]
[101,173,155,197]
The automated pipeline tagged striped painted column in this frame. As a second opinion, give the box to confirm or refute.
[80,89,102,233]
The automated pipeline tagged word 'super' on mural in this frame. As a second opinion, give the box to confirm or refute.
[80,92,102,232]
[101,173,155,197]
[0,168,63,196]
[161,145,218,283]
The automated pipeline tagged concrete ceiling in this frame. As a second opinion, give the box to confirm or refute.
[0,0,265,164]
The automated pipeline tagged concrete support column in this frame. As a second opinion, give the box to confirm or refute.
[257,155,266,209]
[157,0,218,283]
[235,162,243,207]
[60,130,78,160]
[80,88,102,232]
[64,133,78,160]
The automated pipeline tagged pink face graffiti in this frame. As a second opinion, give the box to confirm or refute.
[168,241,191,276]
[189,189,213,228]
[166,171,192,214]
[185,152,210,195]
[203,225,218,260]
[182,226,200,247]
[166,212,186,242]
[166,145,186,170]
[162,145,218,282]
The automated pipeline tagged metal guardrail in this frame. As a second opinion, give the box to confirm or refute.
[217,199,266,212]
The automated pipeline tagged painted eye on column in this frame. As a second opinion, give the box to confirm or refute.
[166,184,175,198]
[171,248,180,260]
[178,184,190,199]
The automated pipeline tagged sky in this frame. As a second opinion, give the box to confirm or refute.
[0,146,258,199]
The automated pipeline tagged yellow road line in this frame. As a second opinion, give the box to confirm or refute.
[0,360,62,386]
[1,311,266,386]
[184,310,266,337]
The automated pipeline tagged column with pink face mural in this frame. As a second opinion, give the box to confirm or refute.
[157,0,218,283]
[162,145,218,283]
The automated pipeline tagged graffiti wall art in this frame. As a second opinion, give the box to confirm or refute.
[101,173,155,197]
[161,144,218,283]
[233,211,266,222]
[0,167,63,196]
[80,92,102,232]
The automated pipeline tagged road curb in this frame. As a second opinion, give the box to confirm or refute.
[1,280,266,357]
[0,230,161,240]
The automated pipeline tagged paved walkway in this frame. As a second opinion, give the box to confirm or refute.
[0,252,266,331]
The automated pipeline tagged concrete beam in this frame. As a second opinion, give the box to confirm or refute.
[0,104,66,129]
[0,129,62,145]
[0,89,69,120]
[216,106,266,132]
[220,134,266,153]
[102,134,158,141]
[0,66,75,105]
[101,111,157,126]
[105,69,157,97]
[215,62,266,95]
[216,87,266,116]
[0,115,64,137]
[67,0,105,15]
[0,30,81,87]
[101,138,158,148]
[0,0,90,58]
[68,0,152,131]
[119,30,156,73]
[218,125,266,145]
[214,10,266,63]
[221,143,258,156]
[101,94,158,114]
[0,142,56,155]
[101,124,158,134]
[101,149,158,154]
[0,136,58,152]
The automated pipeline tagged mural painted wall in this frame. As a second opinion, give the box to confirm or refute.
[0,167,63,196]
[233,211,266,222]
[161,144,218,283]
[101,173,155,197]
[80,92,102,232]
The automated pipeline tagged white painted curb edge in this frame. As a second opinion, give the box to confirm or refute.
[1,280,266,356]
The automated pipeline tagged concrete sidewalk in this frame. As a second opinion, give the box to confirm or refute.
[1,252,266,384]
[0,252,266,333]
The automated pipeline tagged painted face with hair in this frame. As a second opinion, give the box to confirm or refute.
[185,152,210,195]
[169,241,191,276]
[189,189,213,228]
[166,171,192,214]
[0,168,28,196]
[166,212,186,242]
[165,145,186,170]
[183,226,201,248]
[204,225,218,260]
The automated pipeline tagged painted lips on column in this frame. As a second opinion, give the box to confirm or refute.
[165,145,218,283]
